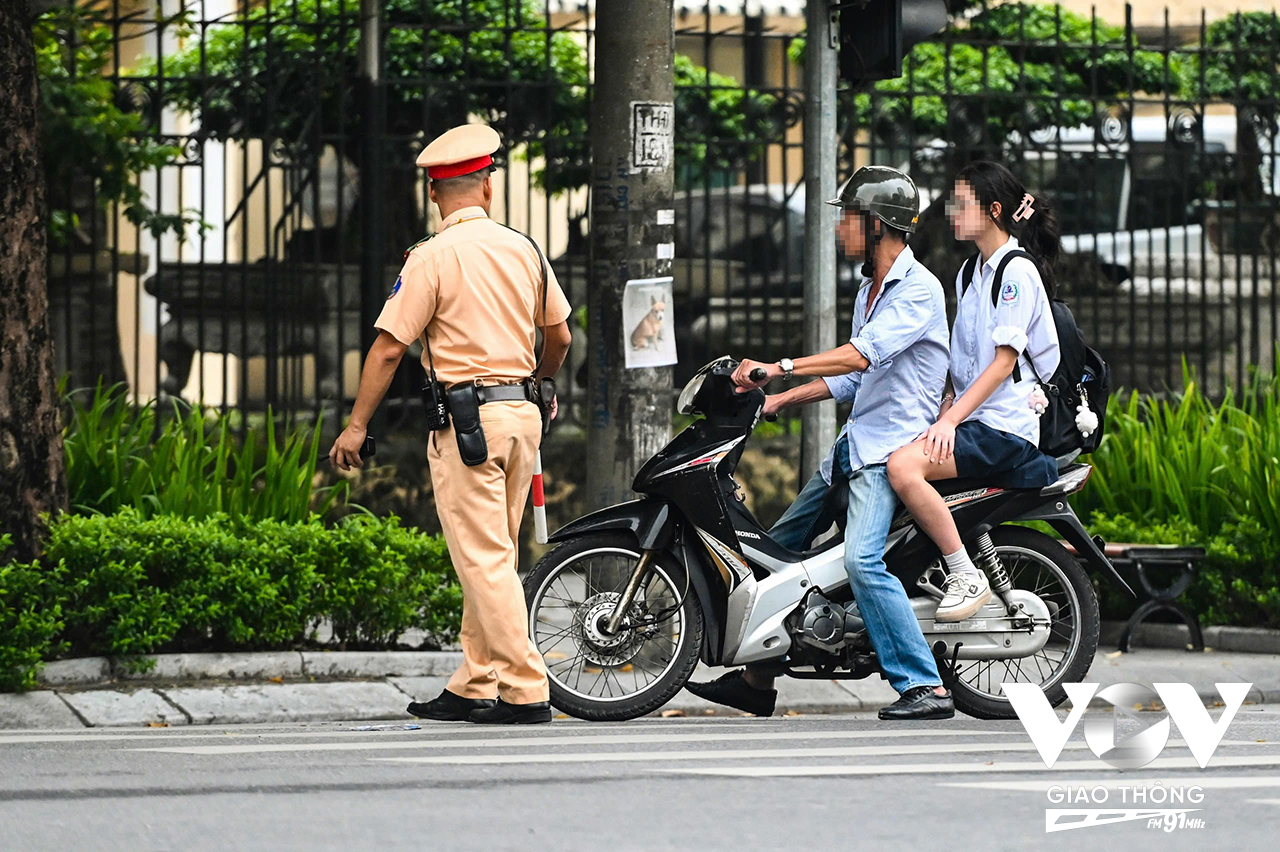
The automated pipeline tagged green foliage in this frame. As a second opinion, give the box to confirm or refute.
[673,54,780,188]
[789,3,1177,142]
[35,7,195,244]
[147,0,588,190]
[145,0,776,193]
[0,535,64,691]
[1182,12,1280,113]
[63,383,349,522]
[1087,512,1280,629]
[1077,366,1280,546]
[1072,363,1280,627]
[858,4,1178,141]
[0,512,460,691]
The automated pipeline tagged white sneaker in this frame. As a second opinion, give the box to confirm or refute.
[935,572,993,622]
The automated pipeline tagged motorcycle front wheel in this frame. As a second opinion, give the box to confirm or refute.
[524,533,704,721]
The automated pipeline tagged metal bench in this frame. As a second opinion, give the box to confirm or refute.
[1066,541,1207,652]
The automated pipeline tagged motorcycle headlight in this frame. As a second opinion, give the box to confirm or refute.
[677,372,707,415]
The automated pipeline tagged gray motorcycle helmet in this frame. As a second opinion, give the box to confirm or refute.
[825,165,921,234]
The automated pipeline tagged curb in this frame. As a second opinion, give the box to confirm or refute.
[37,651,466,688]
[5,645,1280,729]
[1099,621,1280,654]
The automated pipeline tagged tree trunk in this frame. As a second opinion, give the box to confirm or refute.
[0,0,67,561]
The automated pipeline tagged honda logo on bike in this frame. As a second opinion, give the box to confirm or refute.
[1002,682,1252,769]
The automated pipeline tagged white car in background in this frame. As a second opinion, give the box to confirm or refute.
[914,114,1280,283]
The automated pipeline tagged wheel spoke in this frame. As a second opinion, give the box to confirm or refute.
[531,547,688,703]
[949,540,1088,707]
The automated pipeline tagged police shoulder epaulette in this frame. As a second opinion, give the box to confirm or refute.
[403,234,435,261]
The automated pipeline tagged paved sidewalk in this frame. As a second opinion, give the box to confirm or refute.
[2,647,1275,729]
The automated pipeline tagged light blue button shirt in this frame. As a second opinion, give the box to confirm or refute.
[818,245,950,484]
[951,236,1061,447]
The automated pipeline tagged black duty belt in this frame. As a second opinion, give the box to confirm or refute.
[474,383,537,404]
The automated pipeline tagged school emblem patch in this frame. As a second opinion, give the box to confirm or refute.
[1001,281,1019,304]
[387,277,402,300]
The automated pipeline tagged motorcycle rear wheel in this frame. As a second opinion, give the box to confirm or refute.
[942,526,1100,720]
[525,533,704,722]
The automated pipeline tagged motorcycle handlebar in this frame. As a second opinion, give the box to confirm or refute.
[749,367,768,383]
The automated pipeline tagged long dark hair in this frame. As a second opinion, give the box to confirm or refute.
[956,160,1061,296]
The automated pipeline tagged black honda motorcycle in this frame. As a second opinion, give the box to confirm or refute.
[524,357,1130,721]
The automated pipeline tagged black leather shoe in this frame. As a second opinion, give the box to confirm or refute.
[684,670,777,717]
[469,698,553,725]
[878,686,955,721]
[407,690,496,721]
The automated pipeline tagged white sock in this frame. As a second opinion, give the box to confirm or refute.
[943,548,982,580]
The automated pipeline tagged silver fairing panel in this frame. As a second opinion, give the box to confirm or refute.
[725,545,820,665]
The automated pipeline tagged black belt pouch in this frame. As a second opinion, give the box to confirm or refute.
[537,377,556,437]
[446,385,488,466]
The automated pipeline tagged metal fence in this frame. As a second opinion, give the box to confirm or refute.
[42,1,1280,436]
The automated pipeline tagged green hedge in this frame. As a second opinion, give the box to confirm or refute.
[0,512,461,692]
[1087,512,1280,629]
[1073,367,1280,628]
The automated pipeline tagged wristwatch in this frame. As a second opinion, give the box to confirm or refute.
[778,358,795,380]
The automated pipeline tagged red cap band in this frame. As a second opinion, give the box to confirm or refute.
[427,155,494,180]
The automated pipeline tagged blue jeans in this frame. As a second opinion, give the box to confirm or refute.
[769,452,942,693]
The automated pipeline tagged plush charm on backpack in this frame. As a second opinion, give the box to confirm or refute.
[1027,386,1049,415]
[1075,390,1100,440]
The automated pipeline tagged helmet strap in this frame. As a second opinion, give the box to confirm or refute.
[861,213,884,279]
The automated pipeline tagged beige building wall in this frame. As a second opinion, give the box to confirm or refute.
[1059,0,1279,29]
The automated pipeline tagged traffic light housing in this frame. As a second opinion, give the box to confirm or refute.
[837,0,949,83]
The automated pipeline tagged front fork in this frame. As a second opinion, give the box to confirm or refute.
[604,550,657,635]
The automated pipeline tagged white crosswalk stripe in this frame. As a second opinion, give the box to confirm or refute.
[34,715,1280,785]
[370,738,1255,768]
[665,754,1280,778]
[132,727,1006,755]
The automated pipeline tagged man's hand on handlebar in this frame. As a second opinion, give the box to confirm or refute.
[762,394,785,417]
[732,358,780,393]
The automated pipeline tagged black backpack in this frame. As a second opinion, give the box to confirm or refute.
[960,250,1111,457]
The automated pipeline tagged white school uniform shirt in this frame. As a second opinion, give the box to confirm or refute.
[950,235,1060,447]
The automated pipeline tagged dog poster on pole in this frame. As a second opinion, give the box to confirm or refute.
[623,276,677,369]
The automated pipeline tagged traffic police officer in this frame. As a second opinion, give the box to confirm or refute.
[329,124,572,725]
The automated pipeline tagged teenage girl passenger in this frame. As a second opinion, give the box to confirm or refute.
[886,161,1062,622]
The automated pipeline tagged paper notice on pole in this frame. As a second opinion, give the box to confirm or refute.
[656,209,676,226]
[656,242,675,260]
[623,277,677,369]
[629,102,674,173]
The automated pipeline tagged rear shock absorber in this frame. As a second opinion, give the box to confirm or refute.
[974,532,1020,613]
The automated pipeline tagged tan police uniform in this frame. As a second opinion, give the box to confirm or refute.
[375,126,571,706]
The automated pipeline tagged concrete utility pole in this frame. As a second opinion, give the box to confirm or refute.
[586,0,676,509]
[801,0,839,480]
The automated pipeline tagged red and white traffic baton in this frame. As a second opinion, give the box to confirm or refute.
[532,450,548,544]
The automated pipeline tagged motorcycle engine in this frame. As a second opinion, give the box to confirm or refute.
[794,591,861,653]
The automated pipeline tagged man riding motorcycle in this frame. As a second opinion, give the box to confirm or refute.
[684,166,957,721]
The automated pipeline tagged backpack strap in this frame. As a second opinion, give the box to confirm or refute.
[990,249,1042,385]
[950,252,981,329]
[961,253,980,295]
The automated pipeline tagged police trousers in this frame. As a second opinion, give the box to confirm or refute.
[428,400,549,704]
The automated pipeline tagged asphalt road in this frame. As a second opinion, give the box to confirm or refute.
[3,706,1280,851]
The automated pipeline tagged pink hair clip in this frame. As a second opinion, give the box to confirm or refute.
[1013,193,1036,222]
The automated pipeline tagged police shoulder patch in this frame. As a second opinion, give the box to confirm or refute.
[387,276,402,300]
[1001,280,1019,304]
